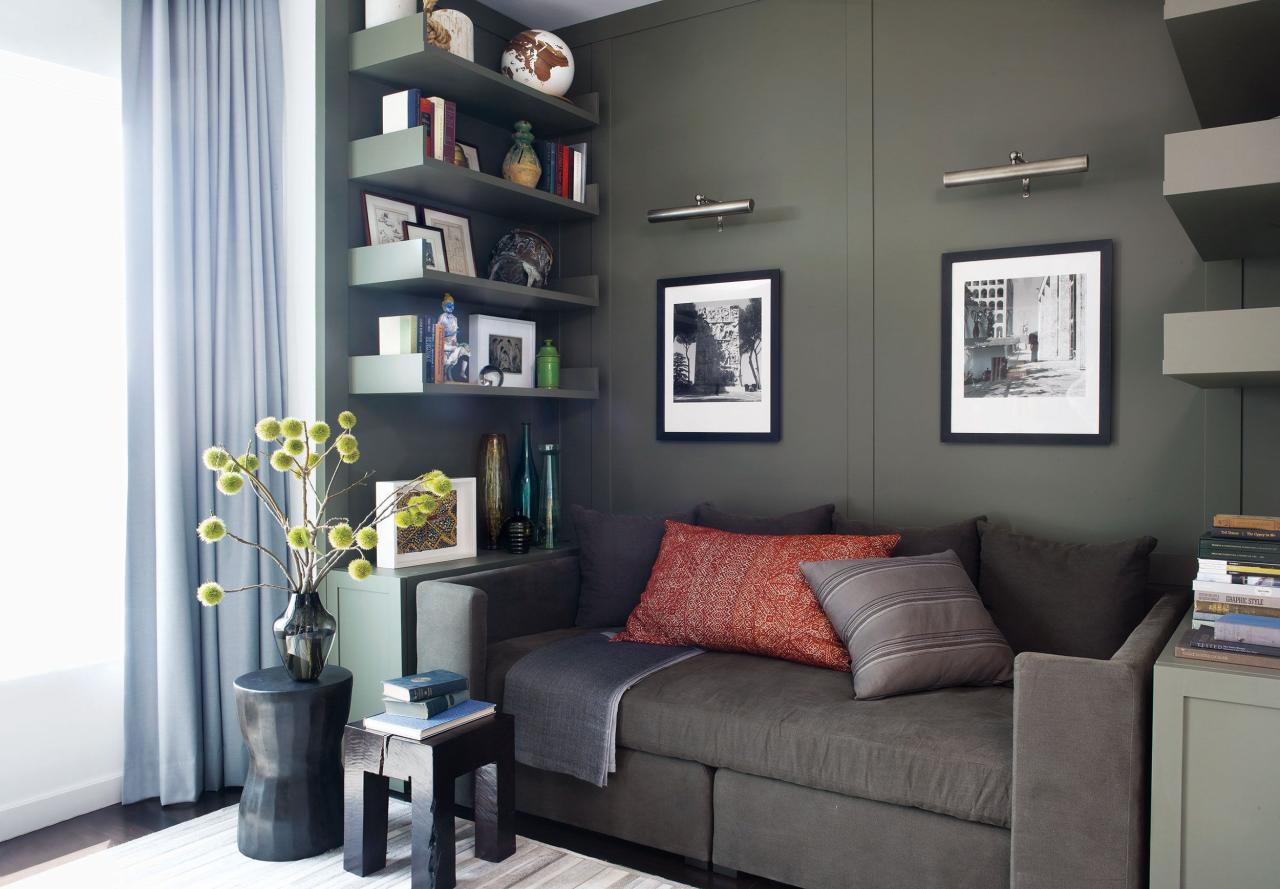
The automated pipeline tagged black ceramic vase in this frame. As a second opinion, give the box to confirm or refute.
[272,591,337,681]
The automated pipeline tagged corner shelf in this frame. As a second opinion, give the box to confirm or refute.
[350,355,599,399]
[351,127,598,222]
[1163,306,1280,388]
[350,240,598,311]
[1165,0,1280,128]
[349,14,599,136]
[1163,118,1280,260]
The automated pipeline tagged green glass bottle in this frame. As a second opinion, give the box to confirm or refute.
[512,421,539,529]
[536,339,560,389]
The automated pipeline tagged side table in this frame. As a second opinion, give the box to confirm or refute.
[343,713,515,889]
[234,665,352,861]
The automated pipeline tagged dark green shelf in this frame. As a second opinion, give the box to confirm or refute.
[350,355,599,399]
[1165,0,1280,128]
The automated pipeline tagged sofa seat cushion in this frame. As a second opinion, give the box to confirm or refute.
[488,630,1012,828]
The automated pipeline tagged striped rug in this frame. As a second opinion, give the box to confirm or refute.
[10,801,693,889]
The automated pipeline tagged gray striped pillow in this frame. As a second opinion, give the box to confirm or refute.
[802,550,1013,699]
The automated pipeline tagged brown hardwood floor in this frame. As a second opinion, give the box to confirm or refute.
[0,791,789,888]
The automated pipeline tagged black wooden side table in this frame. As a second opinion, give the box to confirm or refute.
[342,713,515,889]
[233,665,352,861]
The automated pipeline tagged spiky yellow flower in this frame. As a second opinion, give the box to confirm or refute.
[307,453,321,469]
[395,510,413,528]
[286,526,312,550]
[308,422,331,443]
[423,474,452,498]
[196,581,225,606]
[335,433,358,456]
[217,472,244,495]
[270,449,294,472]
[203,447,231,471]
[340,449,360,465]
[355,527,378,550]
[238,453,261,472]
[337,410,357,430]
[255,417,282,440]
[283,437,306,457]
[197,516,226,543]
[328,523,354,550]
[280,417,305,440]
[348,558,373,580]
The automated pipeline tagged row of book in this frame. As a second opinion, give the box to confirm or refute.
[1175,513,1280,671]
[533,139,587,203]
[363,668,496,741]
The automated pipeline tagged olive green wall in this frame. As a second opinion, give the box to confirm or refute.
[560,0,1280,582]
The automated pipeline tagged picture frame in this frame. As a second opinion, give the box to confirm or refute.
[420,205,476,277]
[456,141,481,172]
[940,240,1113,445]
[374,477,477,569]
[468,314,536,388]
[657,269,781,442]
[402,222,449,273]
[361,191,418,246]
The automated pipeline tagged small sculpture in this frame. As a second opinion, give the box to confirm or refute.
[436,294,471,383]
[478,365,504,387]
[502,121,541,188]
[500,30,575,97]
[487,229,554,288]
[423,0,451,52]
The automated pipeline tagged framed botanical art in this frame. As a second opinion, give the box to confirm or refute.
[374,477,477,568]
[402,222,448,272]
[657,269,781,442]
[420,204,476,276]
[467,315,536,387]
[941,240,1113,444]
[361,191,418,246]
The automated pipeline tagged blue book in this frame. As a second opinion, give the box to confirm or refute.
[417,314,435,384]
[383,691,469,719]
[383,669,467,702]
[534,139,557,192]
[363,699,496,741]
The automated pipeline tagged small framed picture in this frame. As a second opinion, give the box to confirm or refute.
[456,141,481,172]
[402,222,448,272]
[941,240,1113,444]
[420,204,476,277]
[657,269,781,442]
[361,191,418,246]
[374,477,477,569]
[468,315,536,387]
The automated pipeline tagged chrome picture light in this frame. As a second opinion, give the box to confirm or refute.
[647,194,755,231]
[943,151,1089,198]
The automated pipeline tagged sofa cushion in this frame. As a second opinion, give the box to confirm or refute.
[834,514,984,585]
[571,505,694,628]
[802,551,1013,699]
[695,502,835,535]
[977,522,1157,659]
[487,630,1012,828]
[616,522,899,670]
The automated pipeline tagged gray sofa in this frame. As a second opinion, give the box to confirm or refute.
[417,555,1185,889]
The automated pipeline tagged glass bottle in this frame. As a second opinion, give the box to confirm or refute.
[477,433,510,549]
[512,421,540,530]
[538,443,561,549]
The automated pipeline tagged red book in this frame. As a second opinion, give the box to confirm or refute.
[558,145,571,197]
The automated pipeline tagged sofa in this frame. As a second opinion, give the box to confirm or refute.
[416,533,1186,889]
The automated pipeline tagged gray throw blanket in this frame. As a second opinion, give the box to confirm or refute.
[502,631,702,786]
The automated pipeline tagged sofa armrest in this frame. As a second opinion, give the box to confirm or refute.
[1010,591,1187,889]
[415,555,581,698]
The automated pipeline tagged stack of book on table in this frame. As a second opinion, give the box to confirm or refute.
[363,669,496,740]
[1176,514,1280,671]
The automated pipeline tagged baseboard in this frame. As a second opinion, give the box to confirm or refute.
[0,773,123,842]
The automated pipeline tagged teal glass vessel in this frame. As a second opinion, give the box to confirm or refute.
[512,422,540,531]
[538,443,562,549]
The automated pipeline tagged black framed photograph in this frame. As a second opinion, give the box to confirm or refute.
[402,222,448,272]
[941,240,1113,444]
[657,269,780,442]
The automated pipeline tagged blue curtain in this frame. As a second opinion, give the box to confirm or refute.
[122,0,289,805]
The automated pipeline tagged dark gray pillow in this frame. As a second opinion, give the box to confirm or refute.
[695,502,834,535]
[802,551,1013,700]
[976,522,1157,659]
[571,506,693,627]
[834,514,984,585]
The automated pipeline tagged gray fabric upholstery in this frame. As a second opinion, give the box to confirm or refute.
[1011,590,1187,889]
[517,748,713,860]
[486,628,590,705]
[803,551,1013,699]
[572,506,693,627]
[978,522,1157,659]
[695,501,835,535]
[834,514,985,585]
[714,769,1010,889]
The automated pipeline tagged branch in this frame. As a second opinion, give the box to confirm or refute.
[224,531,295,587]
[220,582,295,594]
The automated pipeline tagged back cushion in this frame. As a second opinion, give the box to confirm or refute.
[615,521,900,670]
[695,502,835,535]
[976,522,1157,659]
[834,515,985,585]
[571,506,694,627]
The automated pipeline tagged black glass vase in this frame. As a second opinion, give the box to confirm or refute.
[272,591,337,682]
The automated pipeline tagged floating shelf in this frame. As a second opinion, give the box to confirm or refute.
[1164,118,1280,260]
[350,240,598,311]
[351,127,598,222]
[349,13,599,136]
[1165,0,1280,128]
[350,355,599,399]
[1163,307,1280,388]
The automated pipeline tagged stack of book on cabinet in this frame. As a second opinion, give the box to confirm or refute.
[363,669,496,740]
[1176,514,1280,671]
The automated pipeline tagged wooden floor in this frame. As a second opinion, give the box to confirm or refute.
[0,791,787,889]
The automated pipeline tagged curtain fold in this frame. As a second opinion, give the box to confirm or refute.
[122,0,288,805]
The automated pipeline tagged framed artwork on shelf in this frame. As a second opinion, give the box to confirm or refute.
[361,191,418,246]
[468,314,536,387]
[657,269,781,442]
[420,204,477,276]
[940,239,1113,444]
[456,141,481,172]
[402,222,448,272]
[374,477,477,569]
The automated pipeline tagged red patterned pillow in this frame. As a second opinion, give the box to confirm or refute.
[614,521,900,670]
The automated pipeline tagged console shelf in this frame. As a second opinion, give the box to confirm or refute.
[1165,0,1280,128]
[350,355,599,398]
[1163,306,1280,388]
